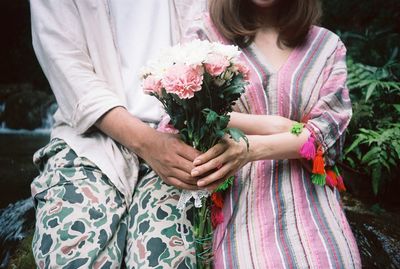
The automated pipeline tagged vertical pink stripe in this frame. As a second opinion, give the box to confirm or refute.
[292,168,330,267]
[256,161,275,267]
[245,168,257,268]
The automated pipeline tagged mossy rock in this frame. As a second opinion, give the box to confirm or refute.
[7,232,35,269]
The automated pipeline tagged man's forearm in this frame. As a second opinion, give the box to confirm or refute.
[95,106,156,156]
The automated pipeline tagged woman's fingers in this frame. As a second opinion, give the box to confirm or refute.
[193,143,227,166]
[197,162,232,187]
[191,154,225,177]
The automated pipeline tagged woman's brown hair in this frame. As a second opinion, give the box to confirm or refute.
[209,0,322,48]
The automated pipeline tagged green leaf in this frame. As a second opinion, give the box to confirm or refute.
[380,158,391,172]
[344,156,356,168]
[215,176,234,192]
[371,166,382,196]
[361,147,380,164]
[203,109,218,124]
[394,104,400,113]
[226,127,249,150]
[215,130,225,139]
[344,136,365,155]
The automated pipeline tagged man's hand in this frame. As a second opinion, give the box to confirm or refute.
[138,131,201,190]
[95,107,200,190]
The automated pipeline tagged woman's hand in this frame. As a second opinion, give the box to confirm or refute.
[191,136,250,191]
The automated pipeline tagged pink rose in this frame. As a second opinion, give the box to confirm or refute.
[204,53,230,77]
[233,60,250,80]
[162,64,203,99]
[143,75,163,95]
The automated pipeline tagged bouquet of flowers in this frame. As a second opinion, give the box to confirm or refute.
[141,40,249,268]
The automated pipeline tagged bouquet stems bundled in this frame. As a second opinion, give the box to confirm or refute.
[142,40,249,268]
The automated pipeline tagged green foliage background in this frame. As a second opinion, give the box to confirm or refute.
[322,0,400,204]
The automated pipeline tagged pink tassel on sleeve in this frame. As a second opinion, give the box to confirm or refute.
[300,135,316,160]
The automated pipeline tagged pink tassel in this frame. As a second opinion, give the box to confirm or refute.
[300,135,316,160]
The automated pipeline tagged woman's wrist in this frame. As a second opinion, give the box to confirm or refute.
[272,117,295,134]
[246,129,309,161]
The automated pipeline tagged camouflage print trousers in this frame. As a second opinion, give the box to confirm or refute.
[31,139,195,269]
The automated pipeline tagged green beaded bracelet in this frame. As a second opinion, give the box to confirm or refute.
[290,122,304,136]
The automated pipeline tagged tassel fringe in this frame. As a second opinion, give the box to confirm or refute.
[299,135,316,160]
[326,169,338,188]
[211,205,224,228]
[211,192,224,208]
[336,175,346,191]
[312,148,325,174]
[333,165,346,191]
[312,173,326,185]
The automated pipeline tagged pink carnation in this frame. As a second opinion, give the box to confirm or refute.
[233,60,250,80]
[162,64,203,99]
[157,115,179,134]
[143,75,162,95]
[204,53,230,76]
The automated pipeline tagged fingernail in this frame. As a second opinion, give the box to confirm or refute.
[194,159,201,165]
[192,170,199,176]
[198,180,205,186]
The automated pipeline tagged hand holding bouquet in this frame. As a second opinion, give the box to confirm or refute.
[141,40,249,268]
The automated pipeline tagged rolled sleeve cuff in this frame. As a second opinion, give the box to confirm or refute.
[71,89,126,135]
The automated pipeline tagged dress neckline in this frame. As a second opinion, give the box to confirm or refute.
[248,42,298,75]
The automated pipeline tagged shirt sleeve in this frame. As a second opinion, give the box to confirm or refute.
[30,0,125,135]
[182,13,212,42]
[304,40,352,166]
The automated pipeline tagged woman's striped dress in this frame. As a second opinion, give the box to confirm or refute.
[186,15,362,269]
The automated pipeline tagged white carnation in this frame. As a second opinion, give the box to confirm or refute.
[211,43,241,60]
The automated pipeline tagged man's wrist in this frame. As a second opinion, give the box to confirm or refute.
[128,125,158,156]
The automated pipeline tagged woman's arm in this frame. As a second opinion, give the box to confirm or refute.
[191,129,310,190]
[228,112,294,135]
[192,39,351,190]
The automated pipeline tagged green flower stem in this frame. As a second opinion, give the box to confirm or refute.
[194,197,213,269]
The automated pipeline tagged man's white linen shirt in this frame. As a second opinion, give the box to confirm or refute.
[110,0,171,123]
